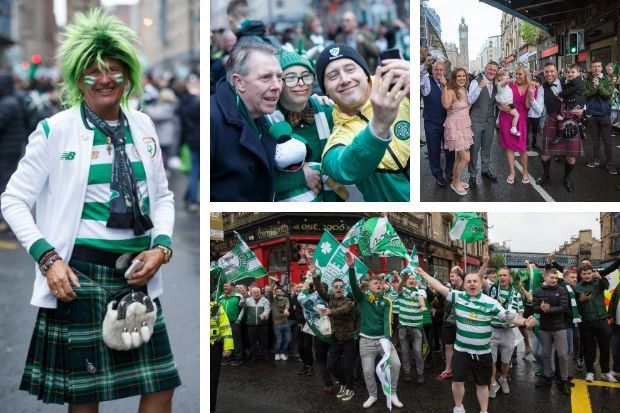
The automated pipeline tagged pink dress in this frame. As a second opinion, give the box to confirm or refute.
[443,87,473,152]
[499,83,529,152]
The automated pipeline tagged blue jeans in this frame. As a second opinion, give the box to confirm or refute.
[287,319,298,354]
[424,119,454,180]
[611,324,620,372]
[185,148,200,204]
[273,323,291,354]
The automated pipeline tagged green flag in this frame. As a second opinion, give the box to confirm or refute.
[313,230,368,293]
[400,246,426,286]
[215,232,268,284]
[342,218,365,247]
[449,212,486,243]
[352,217,409,258]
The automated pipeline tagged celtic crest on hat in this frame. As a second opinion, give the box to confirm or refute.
[330,47,340,57]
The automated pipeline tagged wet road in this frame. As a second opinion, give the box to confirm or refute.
[0,171,199,413]
[419,113,620,202]
[216,341,620,412]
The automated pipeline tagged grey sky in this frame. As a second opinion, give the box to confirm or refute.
[427,0,502,58]
[54,0,139,26]
[487,213,601,253]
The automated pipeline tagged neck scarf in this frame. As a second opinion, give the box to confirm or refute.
[565,285,582,324]
[83,103,153,236]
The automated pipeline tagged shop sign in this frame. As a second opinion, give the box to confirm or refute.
[256,223,289,241]
[290,221,352,233]
[540,45,558,58]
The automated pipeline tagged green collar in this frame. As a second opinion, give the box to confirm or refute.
[232,83,265,139]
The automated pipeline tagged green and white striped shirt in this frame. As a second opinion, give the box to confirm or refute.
[448,290,506,355]
[488,284,523,328]
[397,286,426,328]
[75,125,151,253]
[386,286,400,314]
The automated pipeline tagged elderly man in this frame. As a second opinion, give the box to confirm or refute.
[535,62,584,192]
[335,11,380,71]
[421,56,454,186]
[239,286,271,362]
[585,59,617,174]
[316,44,410,202]
[468,61,500,188]
[211,41,282,201]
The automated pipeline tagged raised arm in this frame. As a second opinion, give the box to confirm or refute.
[307,254,329,301]
[414,267,449,298]
[346,252,364,302]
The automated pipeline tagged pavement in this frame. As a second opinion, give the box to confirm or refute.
[419,112,620,202]
[216,341,620,413]
[0,170,199,413]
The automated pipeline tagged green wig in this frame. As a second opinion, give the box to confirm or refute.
[59,8,143,108]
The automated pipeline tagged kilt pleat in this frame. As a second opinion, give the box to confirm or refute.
[19,260,181,405]
[541,116,585,157]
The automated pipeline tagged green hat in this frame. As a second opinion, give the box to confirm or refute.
[277,49,315,76]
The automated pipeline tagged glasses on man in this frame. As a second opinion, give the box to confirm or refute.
[333,284,344,290]
[283,72,314,88]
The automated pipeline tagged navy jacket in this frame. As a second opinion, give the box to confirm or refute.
[422,78,447,126]
[211,78,276,201]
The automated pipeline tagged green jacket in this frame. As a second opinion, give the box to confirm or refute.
[218,293,243,323]
[268,289,290,324]
[321,81,410,202]
[573,277,609,321]
[348,268,392,338]
[584,73,615,99]
[241,296,271,326]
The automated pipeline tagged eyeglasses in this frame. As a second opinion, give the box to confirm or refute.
[283,73,314,87]
[333,285,344,290]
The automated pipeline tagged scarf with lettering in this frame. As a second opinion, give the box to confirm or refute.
[565,284,582,325]
[83,103,153,235]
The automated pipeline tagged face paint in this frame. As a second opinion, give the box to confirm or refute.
[114,73,124,84]
[84,75,96,87]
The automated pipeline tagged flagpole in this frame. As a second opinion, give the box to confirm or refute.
[463,243,467,272]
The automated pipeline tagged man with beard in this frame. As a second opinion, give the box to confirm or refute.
[211,42,282,201]
[315,44,410,201]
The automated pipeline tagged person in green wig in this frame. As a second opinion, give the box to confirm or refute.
[1,8,180,411]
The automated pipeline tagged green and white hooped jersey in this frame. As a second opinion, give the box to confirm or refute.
[489,286,523,328]
[75,124,151,253]
[448,290,505,355]
[386,286,400,314]
[397,287,427,327]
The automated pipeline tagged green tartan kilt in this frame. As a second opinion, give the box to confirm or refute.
[19,260,181,405]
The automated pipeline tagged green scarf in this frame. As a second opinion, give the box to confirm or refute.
[565,285,582,324]
[231,84,266,138]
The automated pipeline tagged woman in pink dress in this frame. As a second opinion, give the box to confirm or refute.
[498,65,535,184]
[442,68,474,196]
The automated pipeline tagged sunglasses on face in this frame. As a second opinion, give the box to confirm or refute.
[333,285,344,290]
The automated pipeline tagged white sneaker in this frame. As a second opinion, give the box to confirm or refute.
[489,383,500,398]
[453,406,466,413]
[604,372,618,383]
[498,376,510,394]
[341,389,354,401]
[585,372,594,382]
[363,396,377,409]
[274,354,281,361]
[280,354,288,360]
[610,370,620,378]
[336,385,346,398]
[390,394,403,408]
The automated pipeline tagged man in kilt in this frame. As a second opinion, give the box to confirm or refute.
[0,9,180,411]
[535,61,585,192]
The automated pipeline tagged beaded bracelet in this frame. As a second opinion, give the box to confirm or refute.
[39,251,62,275]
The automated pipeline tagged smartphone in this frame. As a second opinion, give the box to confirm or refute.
[379,48,401,64]
[124,259,144,279]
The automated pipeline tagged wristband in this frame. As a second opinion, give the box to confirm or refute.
[39,251,62,275]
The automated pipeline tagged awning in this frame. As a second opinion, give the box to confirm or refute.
[479,0,582,33]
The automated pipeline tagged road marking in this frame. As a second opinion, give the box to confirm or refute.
[571,379,620,413]
[0,240,18,250]
[514,159,555,202]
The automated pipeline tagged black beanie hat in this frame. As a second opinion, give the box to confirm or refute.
[315,43,371,94]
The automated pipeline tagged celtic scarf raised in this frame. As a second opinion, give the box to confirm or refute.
[565,284,582,324]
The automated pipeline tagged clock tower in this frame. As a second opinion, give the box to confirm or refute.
[458,17,469,71]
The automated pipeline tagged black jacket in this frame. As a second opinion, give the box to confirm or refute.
[0,74,29,155]
[210,78,276,201]
[559,77,585,109]
[235,20,281,48]
[532,283,569,331]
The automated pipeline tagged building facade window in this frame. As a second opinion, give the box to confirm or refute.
[431,257,450,282]
[268,245,288,273]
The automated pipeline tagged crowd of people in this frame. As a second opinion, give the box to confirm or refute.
[211,247,620,412]
[210,0,411,202]
[421,47,620,195]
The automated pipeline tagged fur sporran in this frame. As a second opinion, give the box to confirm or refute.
[102,290,157,351]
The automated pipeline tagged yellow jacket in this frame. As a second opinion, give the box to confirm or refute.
[210,301,234,351]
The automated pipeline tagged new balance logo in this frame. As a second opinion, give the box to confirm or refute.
[60,151,76,160]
